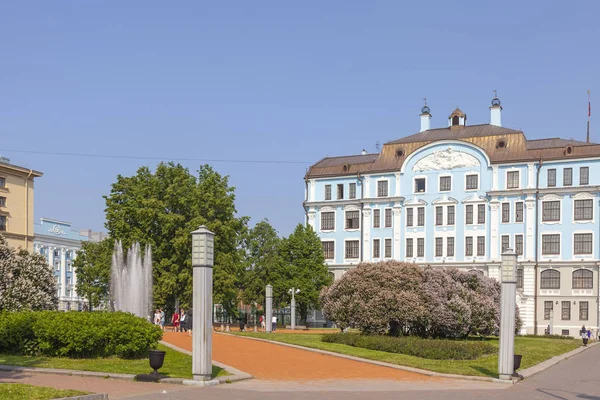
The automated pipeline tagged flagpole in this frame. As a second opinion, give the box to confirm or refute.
[587,90,591,143]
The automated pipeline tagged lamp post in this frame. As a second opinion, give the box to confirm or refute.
[265,284,273,333]
[191,226,215,381]
[498,249,517,380]
[289,288,300,330]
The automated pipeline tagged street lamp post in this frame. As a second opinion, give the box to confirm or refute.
[499,249,517,380]
[191,226,215,382]
[289,288,300,330]
[265,284,273,333]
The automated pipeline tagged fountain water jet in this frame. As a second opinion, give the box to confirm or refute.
[110,241,153,319]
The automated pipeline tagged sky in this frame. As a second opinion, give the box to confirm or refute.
[1,1,598,237]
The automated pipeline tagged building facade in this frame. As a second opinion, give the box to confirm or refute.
[304,96,600,336]
[33,218,90,311]
[0,157,43,250]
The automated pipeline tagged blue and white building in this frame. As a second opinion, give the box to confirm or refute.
[305,96,600,336]
[33,218,90,311]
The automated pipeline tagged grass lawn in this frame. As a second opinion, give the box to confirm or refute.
[233,332,581,378]
[0,344,228,380]
[0,383,88,400]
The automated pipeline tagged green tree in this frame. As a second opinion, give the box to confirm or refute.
[0,234,58,311]
[278,224,332,322]
[240,219,283,306]
[104,162,248,314]
[73,239,113,310]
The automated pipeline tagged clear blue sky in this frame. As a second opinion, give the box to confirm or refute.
[1,1,598,237]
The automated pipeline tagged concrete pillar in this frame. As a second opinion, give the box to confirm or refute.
[498,282,516,380]
[266,284,273,333]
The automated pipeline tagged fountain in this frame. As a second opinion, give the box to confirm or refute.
[110,241,153,319]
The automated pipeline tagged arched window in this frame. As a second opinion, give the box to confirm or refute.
[452,115,460,126]
[541,269,560,289]
[572,269,593,289]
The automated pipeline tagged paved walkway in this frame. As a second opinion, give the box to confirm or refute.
[162,331,437,381]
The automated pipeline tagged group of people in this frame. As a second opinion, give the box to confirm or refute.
[153,308,193,336]
[257,314,277,332]
[581,325,594,345]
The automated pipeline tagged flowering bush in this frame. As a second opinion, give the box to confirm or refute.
[320,261,522,339]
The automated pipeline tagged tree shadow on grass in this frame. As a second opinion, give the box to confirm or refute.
[469,366,497,378]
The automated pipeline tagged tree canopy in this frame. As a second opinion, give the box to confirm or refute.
[73,238,113,310]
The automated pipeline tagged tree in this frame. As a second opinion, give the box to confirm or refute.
[278,224,332,322]
[73,238,113,310]
[104,163,248,314]
[0,234,58,311]
[240,219,284,306]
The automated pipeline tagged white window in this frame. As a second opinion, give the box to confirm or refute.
[414,178,426,193]
[406,238,413,258]
[384,208,392,228]
[349,183,357,199]
[0,177,5,188]
[345,211,360,230]
[447,206,455,225]
[406,208,413,226]
[580,167,589,185]
[439,176,451,192]
[515,202,524,223]
[324,185,331,200]
[547,169,556,187]
[465,174,478,190]
[384,238,392,258]
[501,203,510,223]
[345,240,360,259]
[373,239,380,258]
[563,168,573,186]
[447,237,454,257]
[574,199,593,221]
[0,197,5,207]
[542,201,560,222]
[373,209,380,228]
[435,237,443,257]
[501,235,510,252]
[477,204,486,224]
[507,171,520,189]
[377,180,389,197]
[542,234,560,255]
[477,236,485,256]
[417,238,425,257]
[574,233,593,254]
[515,235,524,255]
[337,184,344,200]
[417,207,425,226]
[322,241,334,259]
[321,212,335,231]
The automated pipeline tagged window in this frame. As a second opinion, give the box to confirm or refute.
[373,239,380,258]
[542,234,560,255]
[466,205,473,224]
[507,171,519,189]
[325,185,331,200]
[435,237,443,257]
[561,329,570,336]
[542,201,560,222]
[544,301,553,319]
[384,209,392,228]
[477,204,485,224]
[501,235,510,252]
[54,262,60,271]
[417,238,425,257]
[580,301,589,321]
[0,215,5,231]
[345,241,359,258]
[466,174,478,190]
[67,276,72,285]
[0,177,5,188]
[447,206,455,225]
[406,238,413,258]
[439,176,451,191]
[345,211,360,229]
[385,239,392,258]
[321,212,335,230]
[54,249,59,257]
[573,269,593,289]
[502,203,510,223]
[547,169,556,187]
[517,268,524,289]
[561,301,571,320]
[67,261,72,271]
[373,209,380,228]
[67,289,72,298]
[414,178,426,193]
[574,199,593,221]
[322,241,334,259]
[417,207,425,226]
[580,167,589,185]
[447,237,454,257]
[574,233,593,255]
[515,235,524,256]
[377,181,388,197]
[337,184,344,200]
[563,168,573,186]
[0,197,5,207]
[435,206,443,226]
[515,202,524,223]
[541,269,560,289]
[477,236,485,256]
[406,208,413,227]
[349,183,356,199]
[465,237,473,256]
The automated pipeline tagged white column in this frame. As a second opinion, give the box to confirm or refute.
[47,246,53,269]
[192,263,213,381]
[364,176,371,198]
[525,199,535,259]
[490,200,500,261]
[60,248,67,298]
[394,173,401,197]
[291,290,296,330]
[307,211,316,230]
[527,163,534,189]
[265,285,273,333]
[362,208,371,261]
[492,166,499,191]
[498,282,516,379]
[309,180,315,202]
[393,207,402,260]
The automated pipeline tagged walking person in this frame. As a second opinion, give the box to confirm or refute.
[271,314,277,332]
[187,308,193,337]
[259,315,265,332]
[180,309,187,332]
[153,309,161,326]
[159,308,165,331]
[172,309,180,332]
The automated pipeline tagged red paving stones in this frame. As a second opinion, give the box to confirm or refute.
[163,331,438,382]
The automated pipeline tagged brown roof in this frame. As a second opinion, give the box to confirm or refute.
[526,138,595,150]
[387,124,521,144]
[311,154,378,168]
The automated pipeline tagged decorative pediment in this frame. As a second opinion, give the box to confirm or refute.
[344,204,360,211]
[540,193,561,201]
[432,195,458,205]
[572,192,595,200]
[462,194,487,204]
[412,147,480,172]
[404,197,428,206]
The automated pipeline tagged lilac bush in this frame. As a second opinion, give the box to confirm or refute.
[320,261,522,338]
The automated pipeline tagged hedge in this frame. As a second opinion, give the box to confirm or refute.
[322,333,496,360]
[519,334,575,340]
[0,311,162,358]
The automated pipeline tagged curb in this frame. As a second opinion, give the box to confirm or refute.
[158,340,253,384]
[0,364,136,382]
[56,395,108,400]
[519,341,598,379]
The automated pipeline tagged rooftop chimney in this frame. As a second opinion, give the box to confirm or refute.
[420,100,431,132]
[490,91,502,127]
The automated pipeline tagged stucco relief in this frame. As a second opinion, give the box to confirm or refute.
[412,147,480,172]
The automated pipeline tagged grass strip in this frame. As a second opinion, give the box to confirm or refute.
[0,383,88,400]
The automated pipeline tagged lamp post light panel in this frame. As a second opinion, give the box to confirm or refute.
[191,227,214,267]
[500,249,517,283]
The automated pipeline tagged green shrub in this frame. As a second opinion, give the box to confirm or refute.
[519,334,575,340]
[0,311,162,358]
[322,333,496,360]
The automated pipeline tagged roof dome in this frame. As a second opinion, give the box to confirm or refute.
[491,96,501,107]
[421,105,431,114]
